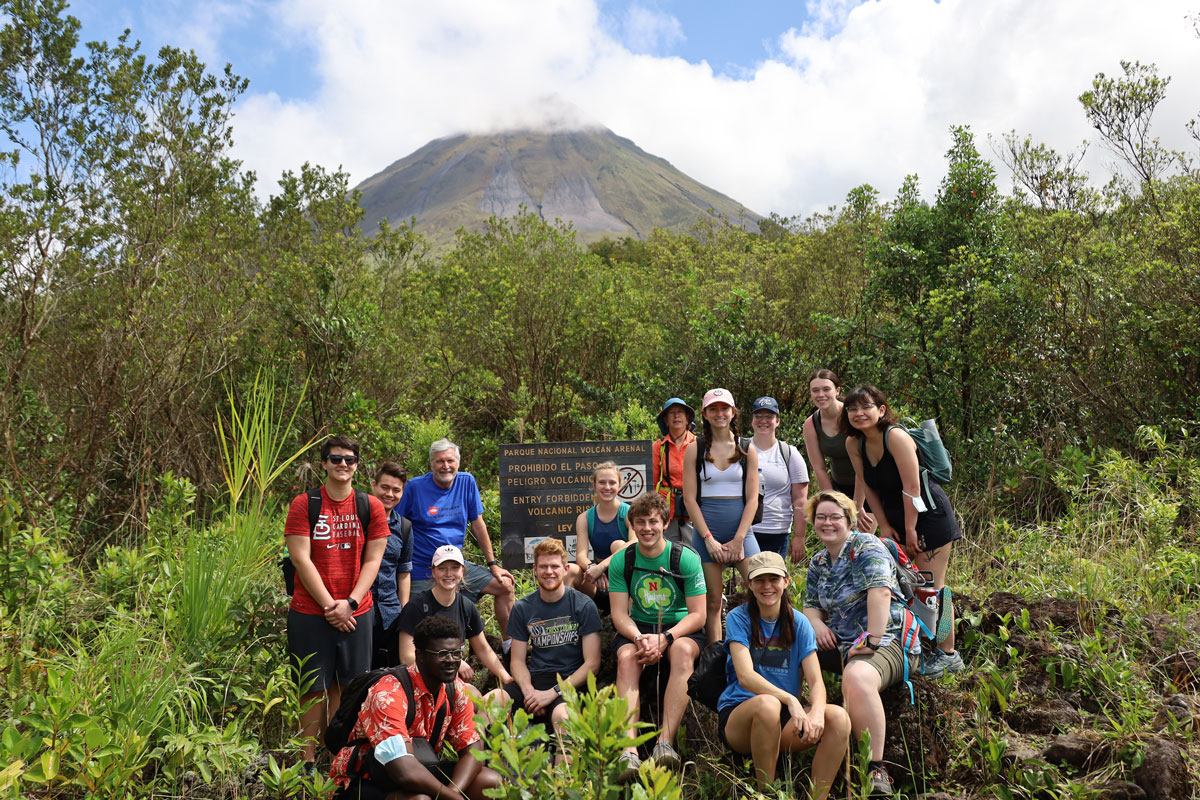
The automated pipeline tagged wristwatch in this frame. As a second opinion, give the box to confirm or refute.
[486,559,501,568]
[554,685,563,697]
[663,631,676,649]
[346,597,359,611]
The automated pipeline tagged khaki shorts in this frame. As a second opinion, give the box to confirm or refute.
[817,640,917,691]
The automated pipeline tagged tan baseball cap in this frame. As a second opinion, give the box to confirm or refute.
[745,551,788,581]
[431,544,465,567]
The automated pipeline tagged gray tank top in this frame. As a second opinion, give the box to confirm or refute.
[813,408,855,488]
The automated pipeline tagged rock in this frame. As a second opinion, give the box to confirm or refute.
[1005,699,1082,734]
[1002,746,1046,768]
[1155,694,1200,731]
[1132,737,1192,800]
[1096,780,1148,800]
[1160,650,1200,693]
[1043,733,1110,771]
[878,676,963,792]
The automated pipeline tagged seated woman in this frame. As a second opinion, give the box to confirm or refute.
[719,551,850,799]
[571,461,635,598]
[802,491,922,796]
[397,544,513,691]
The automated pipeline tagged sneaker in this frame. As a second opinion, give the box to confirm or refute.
[922,648,964,678]
[867,764,894,796]
[650,740,681,770]
[616,751,641,783]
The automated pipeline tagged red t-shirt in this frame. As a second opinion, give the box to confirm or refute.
[285,487,390,616]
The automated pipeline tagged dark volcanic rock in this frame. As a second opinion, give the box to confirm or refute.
[1097,781,1148,800]
[1043,733,1111,771]
[1132,737,1192,800]
[1004,699,1082,734]
[879,677,963,792]
[1154,694,1200,731]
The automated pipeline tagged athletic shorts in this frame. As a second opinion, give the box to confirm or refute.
[717,702,793,750]
[816,641,917,692]
[503,673,568,728]
[611,618,705,654]
[287,608,373,692]
[409,560,495,601]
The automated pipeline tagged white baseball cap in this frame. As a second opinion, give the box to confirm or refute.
[431,544,465,567]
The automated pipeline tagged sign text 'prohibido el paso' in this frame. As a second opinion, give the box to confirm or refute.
[498,440,651,569]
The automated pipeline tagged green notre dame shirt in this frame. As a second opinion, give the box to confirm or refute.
[607,542,706,626]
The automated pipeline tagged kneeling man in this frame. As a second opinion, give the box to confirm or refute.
[329,615,500,800]
[609,492,706,778]
[486,538,601,742]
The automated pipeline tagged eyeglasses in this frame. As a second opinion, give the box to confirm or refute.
[845,404,877,413]
[422,647,463,661]
[325,455,359,465]
[814,514,846,523]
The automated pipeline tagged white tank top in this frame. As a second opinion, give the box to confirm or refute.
[700,458,743,496]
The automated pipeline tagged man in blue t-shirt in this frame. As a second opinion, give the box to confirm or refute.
[396,438,516,647]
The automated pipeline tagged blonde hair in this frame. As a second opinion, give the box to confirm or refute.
[805,490,858,528]
[591,461,620,483]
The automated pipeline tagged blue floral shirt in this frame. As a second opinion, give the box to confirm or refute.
[804,531,921,659]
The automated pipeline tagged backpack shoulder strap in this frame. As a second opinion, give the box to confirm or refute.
[401,517,411,537]
[585,506,596,539]
[657,437,672,490]
[396,667,417,731]
[668,540,686,597]
[431,680,453,747]
[623,545,636,591]
[617,503,629,538]
[354,489,371,533]
[779,440,792,470]
[307,487,323,533]
[739,437,751,504]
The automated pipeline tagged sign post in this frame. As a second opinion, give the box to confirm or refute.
[498,440,652,570]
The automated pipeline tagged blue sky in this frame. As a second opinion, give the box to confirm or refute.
[61,1,1200,216]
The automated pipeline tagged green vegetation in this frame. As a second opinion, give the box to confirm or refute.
[2,1,1199,798]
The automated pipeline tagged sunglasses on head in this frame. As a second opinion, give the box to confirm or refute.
[325,455,358,465]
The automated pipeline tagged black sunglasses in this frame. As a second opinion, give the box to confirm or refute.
[325,455,359,465]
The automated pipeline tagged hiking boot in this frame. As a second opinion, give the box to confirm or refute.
[650,740,681,770]
[867,764,894,796]
[616,751,641,783]
[922,648,965,678]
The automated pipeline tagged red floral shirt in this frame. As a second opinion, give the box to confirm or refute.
[329,665,478,788]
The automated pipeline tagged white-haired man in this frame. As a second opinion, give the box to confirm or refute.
[396,439,516,646]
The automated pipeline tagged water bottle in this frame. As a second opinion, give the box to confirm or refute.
[921,418,939,437]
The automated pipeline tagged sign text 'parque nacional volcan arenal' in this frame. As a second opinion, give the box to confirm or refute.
[498,440,651,569]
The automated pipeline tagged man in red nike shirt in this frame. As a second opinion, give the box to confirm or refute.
[285,435,390,767]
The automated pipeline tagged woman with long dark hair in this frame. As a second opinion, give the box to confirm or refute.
[718,551,850,798]
[683,388,760,644]
[841,385,963,677]
[801,369,875,532]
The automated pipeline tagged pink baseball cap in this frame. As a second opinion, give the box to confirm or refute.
[431,545,465,567]
[702,388,736,410]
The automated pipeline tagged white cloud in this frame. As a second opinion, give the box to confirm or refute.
[223,0,1200,216]
[621,5,685,54]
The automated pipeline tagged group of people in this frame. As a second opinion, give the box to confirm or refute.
[284,371,966,799]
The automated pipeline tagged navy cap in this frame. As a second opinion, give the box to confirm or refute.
[657,397,696,436]
[751,396,781,415]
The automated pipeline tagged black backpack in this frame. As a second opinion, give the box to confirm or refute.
[688,634,761,712]
[326,666,457,766]
[281,488,372,595]
[695,437,764,526]
[622,539,688,600]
